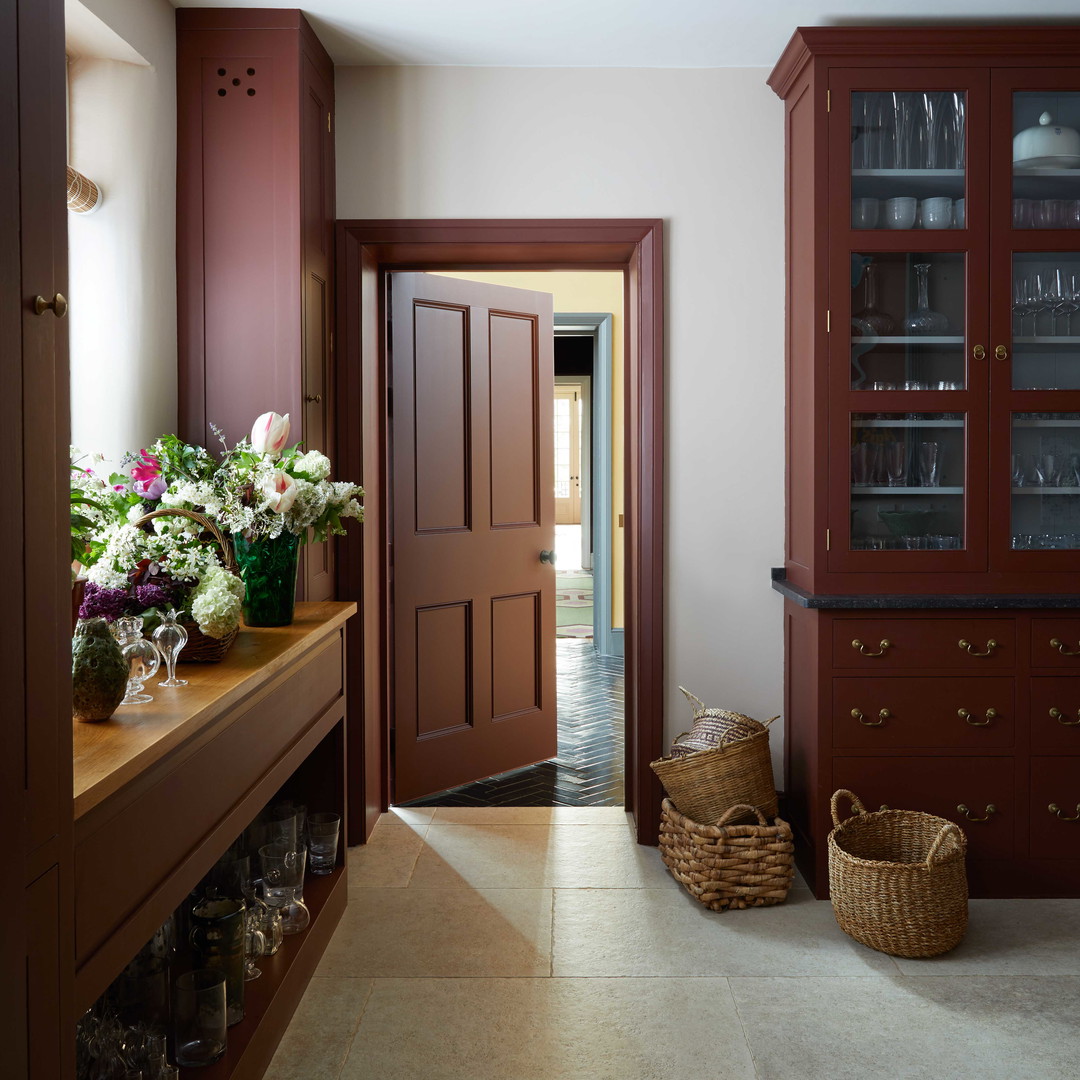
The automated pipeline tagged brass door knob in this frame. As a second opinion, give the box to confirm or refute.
[994,344,1008,361]
[539,549,557,565]
[972,344,986,361]
[33,292,67,318]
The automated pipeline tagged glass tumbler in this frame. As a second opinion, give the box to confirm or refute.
[307,812,341,875]
[173,969,227,1068]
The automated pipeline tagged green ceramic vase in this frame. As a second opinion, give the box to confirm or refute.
[71,617,129,722]
[233,532,301,627]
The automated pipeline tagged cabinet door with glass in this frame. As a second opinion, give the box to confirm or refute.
[830,69,990,572]
[992,70,1080,575]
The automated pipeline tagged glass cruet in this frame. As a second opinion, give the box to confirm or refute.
[152,608,188,687]
[902,263,950,336]
[115,615,160,705]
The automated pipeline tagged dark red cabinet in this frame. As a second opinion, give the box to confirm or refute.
[771,28,1080,898]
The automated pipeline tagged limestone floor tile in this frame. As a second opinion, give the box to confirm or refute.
[339,977,756,1080]
[315,888,553,978]
[409,823,677,890]
[431,806,631,825]
[891,898,1080,976]
[347,823,426,889]
[731,975,1080,1080]
[380,806,434,829]
[552,887,898,977]
[262,975,372,1080]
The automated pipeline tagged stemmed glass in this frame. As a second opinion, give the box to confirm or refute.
[152,608,188,687]
[1050,267,1078,336]
[1013,274,1035,338]
[1028,271,1052,338]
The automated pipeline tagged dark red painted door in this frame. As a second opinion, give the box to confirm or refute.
[391,273,556,801]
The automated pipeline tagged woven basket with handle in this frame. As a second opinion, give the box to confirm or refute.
[669,686,774,758]
[131,508,240,663]
[659,799,794,911]
[827,789,968,958]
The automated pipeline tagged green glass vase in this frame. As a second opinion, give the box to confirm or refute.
[233,532,300,627]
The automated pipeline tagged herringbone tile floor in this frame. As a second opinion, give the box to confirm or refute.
[401,639,624,807]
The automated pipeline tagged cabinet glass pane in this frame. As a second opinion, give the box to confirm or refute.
[1011,412,1080,549]
[850,91,966,230]
[1012,252,1080,388]
[851,253,965,389]
[850,413,965,549]
[1013,92,1080,225]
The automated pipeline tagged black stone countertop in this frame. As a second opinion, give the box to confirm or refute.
[771,568,1080,610]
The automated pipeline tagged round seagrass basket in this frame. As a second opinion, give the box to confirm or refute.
[827,789,968,958]
[659,799,794,912]
[669,687,769,759]
[132,508,240,663]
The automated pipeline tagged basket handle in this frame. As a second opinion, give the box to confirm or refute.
[714,804,769,827]
[925,822,964,866]
[762,715,780,728]
[678,686,706,715]
[830,789,867,826]
[132,507,237,574]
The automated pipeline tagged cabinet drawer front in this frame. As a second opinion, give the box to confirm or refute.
[833,678,1014,749]
[831,756,1015,860]
[1030,757,1080,861]
[1031,619,1080,669]
[832,619,1015,670]
[1029,678,1080,752]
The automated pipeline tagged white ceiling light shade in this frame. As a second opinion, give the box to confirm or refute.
[67,165,103,214]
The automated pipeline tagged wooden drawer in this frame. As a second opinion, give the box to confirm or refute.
[832,677,1014,749]
[831,618,1015,671]
[1031,618,1080,669]
[1029,678,1080,752]
[1030,757,1080,861]
[831,756,1015,860]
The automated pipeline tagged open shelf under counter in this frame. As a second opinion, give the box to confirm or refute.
[73,601,356,1076]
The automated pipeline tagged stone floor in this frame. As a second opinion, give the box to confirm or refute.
[265,808,1080,1080]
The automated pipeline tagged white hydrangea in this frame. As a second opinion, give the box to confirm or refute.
[188,564,245,639]
[292,450,332,480]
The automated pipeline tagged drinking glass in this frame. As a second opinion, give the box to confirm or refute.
[1013,198,1034,228]
[918,440,942,487]
[173,970,227,1068]
[1028,271,1053,337]
[1051,267,1077,335]
[1011,452,1026,488]
[892,90,915,169]
[189,896,246,1027]
[307,812,341,875]
[1013,274,1035,337]
[885,441,908,487]
[152,608,187,687]
[259,842,310,935]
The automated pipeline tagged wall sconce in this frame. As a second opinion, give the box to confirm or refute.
[67,165,103,214]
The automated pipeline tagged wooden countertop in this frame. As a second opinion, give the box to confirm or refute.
[73,601,356,820]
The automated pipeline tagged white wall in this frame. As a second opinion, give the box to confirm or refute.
[334,66,789,777]
[67,0,176,469]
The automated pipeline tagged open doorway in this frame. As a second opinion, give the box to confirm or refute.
[396,271,626,809]
[336,219,664,846]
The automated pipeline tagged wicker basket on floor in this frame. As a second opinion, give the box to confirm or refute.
[650,727,778,825]
[131,507,240,663]
[659,799,794,911]
[668,687,772,759]
[827,789,968,958]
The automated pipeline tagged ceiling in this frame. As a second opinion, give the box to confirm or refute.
[168,0,1080,68]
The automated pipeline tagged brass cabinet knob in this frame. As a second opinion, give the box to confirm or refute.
[1049,707,1080,727]
[851,638,891,657]
[1050,638,1080,657]
[959,638,998,657]
[1049,803,1080,821]
[958,707,996,726]
[972,344,986,361]
[957,803,996,822]
[994,344,1009,361]
[33,292,67,318]
[304,393,323,404]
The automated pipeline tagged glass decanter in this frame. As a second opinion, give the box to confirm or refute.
[852,262,896,337]
[152,608,188,687]
[115,616,160,705]
[902,263,949,336]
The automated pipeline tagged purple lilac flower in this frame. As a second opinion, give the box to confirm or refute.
[134,583,173,611]
[79,582,130,622]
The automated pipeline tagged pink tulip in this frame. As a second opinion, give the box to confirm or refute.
[261,470,298,514]
[250,411,291,456]
[134,475,167,500]
[130,449,161,485]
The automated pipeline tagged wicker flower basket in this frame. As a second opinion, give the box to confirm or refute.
[131,508,240,663]
[659,799,795,911]
[827,789,968,958]
[650,727,778,826]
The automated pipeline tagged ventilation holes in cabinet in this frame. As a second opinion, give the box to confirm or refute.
[215,66,258,98]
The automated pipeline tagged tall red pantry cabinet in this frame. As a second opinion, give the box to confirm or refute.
[769,27,1080,898]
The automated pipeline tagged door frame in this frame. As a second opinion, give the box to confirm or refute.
[336,219,665,846]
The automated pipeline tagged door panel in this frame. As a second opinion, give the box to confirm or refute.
[393,273,556,801]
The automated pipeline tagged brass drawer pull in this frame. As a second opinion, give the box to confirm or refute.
[851,707,890,727]
[959,638,998,657]
[958,707,997,727]
[852,638,891,657]
[1049,638,1080,657]
[1049,803,1080,821]
[957,803,996,822]
[1049,707,1080,727]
